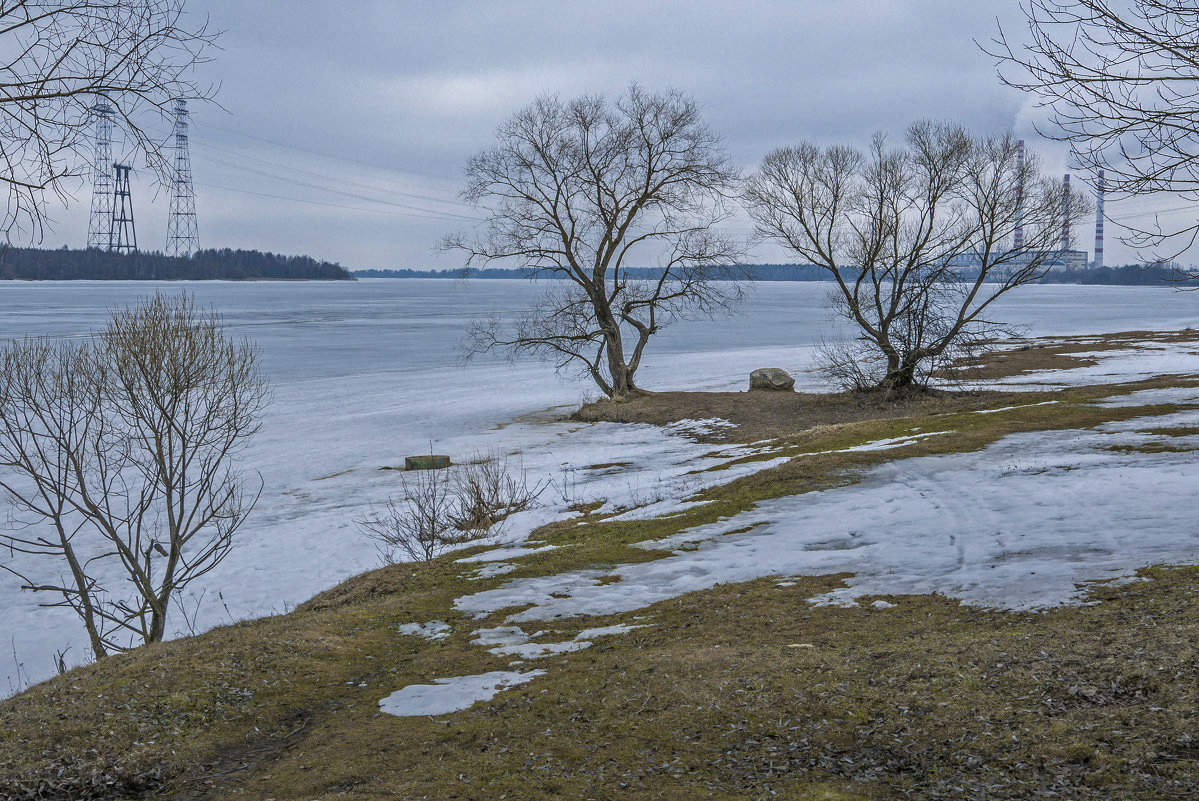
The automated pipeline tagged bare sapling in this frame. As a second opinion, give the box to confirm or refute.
[0,294,269,660]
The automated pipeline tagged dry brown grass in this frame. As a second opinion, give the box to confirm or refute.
[574,387,1012,444]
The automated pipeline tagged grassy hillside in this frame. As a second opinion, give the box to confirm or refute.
[3,352,1199,800]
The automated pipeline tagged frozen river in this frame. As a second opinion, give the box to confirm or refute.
[1,278,1196,691]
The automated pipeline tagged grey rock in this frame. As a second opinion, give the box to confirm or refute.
[749,368,795,391]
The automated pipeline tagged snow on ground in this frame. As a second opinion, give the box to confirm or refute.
[378,670,545,717]
[455,405,1199,623]
[396,621,452,641]
[987,340,1199,390]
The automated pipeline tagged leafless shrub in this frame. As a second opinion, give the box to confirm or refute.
[358,466,464,564]
[359,455,547,564]
[449,453,547,532]
[816,339,883,393]
[0,294,269,660]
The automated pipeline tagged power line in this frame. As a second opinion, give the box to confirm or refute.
[193,139,473,210]
[195,180,477,222]
[199,152,482,222]
[201,121,471,204]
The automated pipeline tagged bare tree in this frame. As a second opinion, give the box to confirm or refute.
[0,294,267,659]
[745,122,1090,391]
[0,0,218,241]
[986,1,1199,261]
[446,86,744,399]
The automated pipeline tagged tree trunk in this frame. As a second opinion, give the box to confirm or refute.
[881,360,919,390]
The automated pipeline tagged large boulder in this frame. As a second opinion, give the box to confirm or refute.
[749,368,795,392]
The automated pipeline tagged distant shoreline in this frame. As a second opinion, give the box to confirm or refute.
[355,264,1186,287]
[1,247,354,281]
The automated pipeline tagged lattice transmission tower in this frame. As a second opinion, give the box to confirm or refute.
[86,102,115,249]
[111,164,138,254]
[166,99,199,257]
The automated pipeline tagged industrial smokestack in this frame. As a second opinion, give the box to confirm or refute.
[1094,170,1105,269]
[1062,173,1071,253]
[1014,140,1025,251]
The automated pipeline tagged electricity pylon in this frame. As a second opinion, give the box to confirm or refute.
[166,99,199,257]
[86,102,115,249]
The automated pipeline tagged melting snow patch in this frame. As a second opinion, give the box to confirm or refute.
[871,600,896,610]
[470,626,534,647]
[663,418,738,437]
[797,431,954,458]
[396,621,451,641]
[379,670,545,717]
[469,563,518,580]
[491,640,592,659]
[1091,385,1199,408]
[457,544,558,564]
[469,624,597,658]
[973,401,1060,415]
[456,413,1199,622]
[573,623,648,640]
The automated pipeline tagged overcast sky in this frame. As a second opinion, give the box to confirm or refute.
[42,0,1191,269]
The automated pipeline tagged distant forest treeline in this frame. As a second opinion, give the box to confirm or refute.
[356,263,1189,286]
[0,248,354,281]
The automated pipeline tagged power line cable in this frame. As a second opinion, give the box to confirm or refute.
[200,154,482,222]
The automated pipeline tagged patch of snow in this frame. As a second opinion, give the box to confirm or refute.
[458,544,558,564]
[378,670,545,717]
[456,411,1199,622]
[663,418,739,437]
[489,640,593,659]
[871,600,896,610]
[469,626,532,647]
[573,623,648,640]
[1091,385,1199,408]
[468,563,518,580]
[396,621,451,641]
[973,401,1060,415]
[836,431,954,453]
[990,342,1199,390]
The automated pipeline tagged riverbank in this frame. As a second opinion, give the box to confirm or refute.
[5,331,1199,799]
